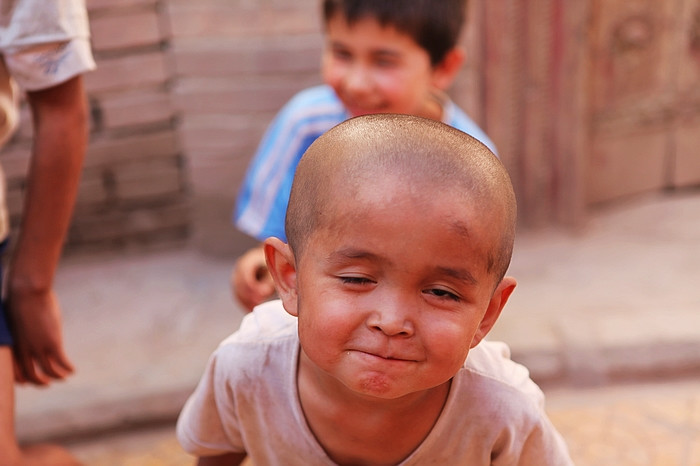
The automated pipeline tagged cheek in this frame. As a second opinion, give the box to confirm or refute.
[298,290,359,342]
[373,71,407,94]
[321,59,348,88]
[320,56,338,84]
[298,305,357,369]
[376,74,424,110]
[423,317,477,364]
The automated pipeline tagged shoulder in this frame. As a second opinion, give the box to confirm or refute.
[438,341,552,452]
[278,85,348,122]
[429,341,573,464]
[219,299,297,347]
[257,85,346,145]
[260,85,347,153]
[210,300,298,377]
[443,98,498,155]
[227,299,297,342]
[458,340,545,415]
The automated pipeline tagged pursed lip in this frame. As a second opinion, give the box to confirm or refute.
[351,348,419,362]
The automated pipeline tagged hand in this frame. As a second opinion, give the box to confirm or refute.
[230,246,276,312]
[6,288,74,385]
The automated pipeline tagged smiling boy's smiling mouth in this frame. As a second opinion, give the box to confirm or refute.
[343,99,387,116]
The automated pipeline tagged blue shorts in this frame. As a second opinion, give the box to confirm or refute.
[0,299,10,346]
[0,241,11,346]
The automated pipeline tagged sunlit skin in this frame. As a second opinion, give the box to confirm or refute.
[321,14,463,119]
[265,173,516,464]
[272,174,511,399]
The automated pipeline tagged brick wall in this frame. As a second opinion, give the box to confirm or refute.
[78,0,189,252]
[3,0,189,254]
[167,0,324,256]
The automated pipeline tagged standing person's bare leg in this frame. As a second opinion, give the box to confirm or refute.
[0,347,22,466]
[0,348,82,466]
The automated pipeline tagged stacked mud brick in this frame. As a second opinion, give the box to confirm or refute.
[2,0,316,255]
[2,0,187,253]
[77,0,188,252]
[167,0,322,255]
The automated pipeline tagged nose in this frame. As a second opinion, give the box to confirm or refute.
[366,292,415,337]
[344,63,372,95]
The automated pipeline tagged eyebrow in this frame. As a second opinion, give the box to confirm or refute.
[327,248,389,265]
[434,266,479,286]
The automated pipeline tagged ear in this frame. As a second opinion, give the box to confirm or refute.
[263,237,299,317]
[470,276,517,348]
[431,46,466,91]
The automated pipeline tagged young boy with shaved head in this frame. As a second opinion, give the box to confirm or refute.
[178,115,573,465]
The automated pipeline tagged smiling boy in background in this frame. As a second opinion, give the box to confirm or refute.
[232,0,496,311]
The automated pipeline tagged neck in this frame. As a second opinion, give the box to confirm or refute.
[418,90,445,122]
[297,350,451,465]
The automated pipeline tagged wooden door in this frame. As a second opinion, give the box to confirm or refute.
[673,0,700,188]
[588,0,700,204]
[467,0,700,227]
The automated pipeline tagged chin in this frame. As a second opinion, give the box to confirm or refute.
[348,375,418,400]
[349,109,376,118]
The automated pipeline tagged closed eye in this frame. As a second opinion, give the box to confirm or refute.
[423,288,460,302]
[339,276,374,285]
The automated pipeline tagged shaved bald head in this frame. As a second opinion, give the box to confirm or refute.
[286,114,517,282]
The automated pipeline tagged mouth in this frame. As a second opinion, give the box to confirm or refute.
[353,350,417,363]
[342,99,386,117]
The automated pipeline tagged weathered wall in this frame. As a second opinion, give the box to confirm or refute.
[476,0,700,227]
[166,0,323,256]
[3,0,189,254]
[4,0,696,257]
[586,0,700,203]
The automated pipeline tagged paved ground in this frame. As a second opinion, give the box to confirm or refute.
[64,376,700,466]
[12,190,700,463]
[545,377,700,466]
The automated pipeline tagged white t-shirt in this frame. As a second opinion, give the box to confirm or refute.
[177,300,573,465]
[0,0,95,90]
[0,0,95,239]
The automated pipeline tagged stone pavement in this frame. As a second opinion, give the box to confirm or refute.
[544,377,700,466]
[13,191,700,460]
[64,376,700,466]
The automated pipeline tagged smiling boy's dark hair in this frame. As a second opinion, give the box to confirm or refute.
[322,0,468,66]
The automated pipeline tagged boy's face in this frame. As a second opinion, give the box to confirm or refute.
[271,175,515,401]
[321,14,448,119]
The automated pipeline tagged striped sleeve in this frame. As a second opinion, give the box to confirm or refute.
[234,86,347,241]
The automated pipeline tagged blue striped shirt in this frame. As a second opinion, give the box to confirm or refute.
[234,85,496,242]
